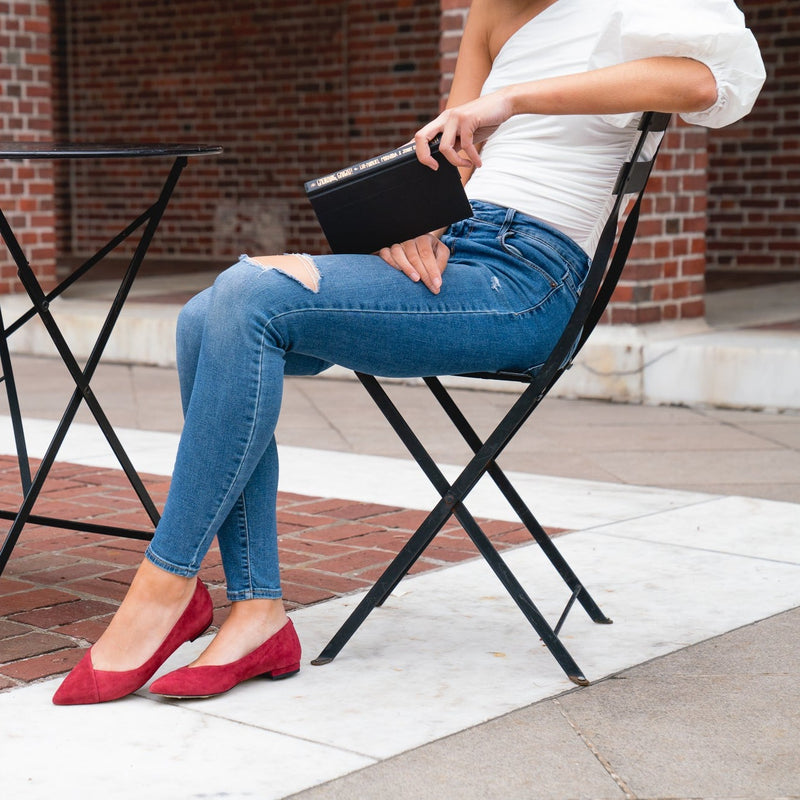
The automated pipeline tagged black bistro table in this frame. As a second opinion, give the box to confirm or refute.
[0,142,222,576]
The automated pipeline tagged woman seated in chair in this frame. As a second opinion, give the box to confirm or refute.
[54,0,764,704]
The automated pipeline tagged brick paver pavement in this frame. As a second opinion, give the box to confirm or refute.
[0,455,562,692]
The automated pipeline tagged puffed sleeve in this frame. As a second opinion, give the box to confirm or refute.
[589,0,766,129]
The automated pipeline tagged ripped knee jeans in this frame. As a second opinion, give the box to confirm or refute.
[145,200,589,599]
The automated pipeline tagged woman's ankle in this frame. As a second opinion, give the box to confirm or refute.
[90,560,198,670]
[131,558,196,602]
[191,597,287,667]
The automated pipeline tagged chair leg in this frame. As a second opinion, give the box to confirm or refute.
[356,372,452,604]
[314,516,590,685]
[314,374,595,684]
[312,475,590,684]
[311,496,452,666]
[455,507,590,686]
[424,377,612,626]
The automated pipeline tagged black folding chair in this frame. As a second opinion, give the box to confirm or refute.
[312,112,673,685]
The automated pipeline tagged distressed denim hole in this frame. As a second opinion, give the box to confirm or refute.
[247,253,320,292]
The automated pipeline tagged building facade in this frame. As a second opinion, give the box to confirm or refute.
[1,1,797,324]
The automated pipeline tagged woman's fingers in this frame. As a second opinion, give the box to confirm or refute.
[383,242,420,282]
[395,238,439,293]
[378,235,450,294]
[413,131,439,170]
[416,116,476,170]
[413,235,444,293]
[415,91,514,170]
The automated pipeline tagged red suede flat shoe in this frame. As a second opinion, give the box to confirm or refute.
[149,618,301,699]
[52,580,213,706]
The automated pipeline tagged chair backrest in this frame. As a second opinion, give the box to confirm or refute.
[465,111,672,400]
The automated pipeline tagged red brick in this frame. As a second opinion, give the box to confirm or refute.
[276,548,316,567]
[0,619,31,638]
[193,563,224,584]
[0,647,83,681]
[1,630,75,663]
[93,537,150,554]
[297,521,386,543]
[5,552,84,577]
[0,577,35,595]
[68,544,145,566]
[0,587,79,616]
[286,497,362,514]
[278,539,352,561]
[199,550,222,570]
[281,569,371,596]
[10,598,117,628]
[368,509,430,530]
[492,527,538,546]
[357,559,439,583]
[277,491,318,506]
[280,582,336,607]
[59,578,129,603]
[23,561,114,584]
[25,530,101,548]
[331,529,411,552]
[422,545,477,563]
[54,616,114,644]
[325,502,401,520]
[276,510,341,529]
[305,549,397,575]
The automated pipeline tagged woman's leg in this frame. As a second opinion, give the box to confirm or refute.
[169,283,333,667]
[90,265,334,671]
[89,206,588,673]
[89,279,323,670]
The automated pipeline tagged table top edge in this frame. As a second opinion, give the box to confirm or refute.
[0,142,224,159]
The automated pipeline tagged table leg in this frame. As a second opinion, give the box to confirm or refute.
[0,305,32,495]
[0,156,189,576]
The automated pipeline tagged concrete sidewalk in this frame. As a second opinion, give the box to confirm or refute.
[0,355,798,799]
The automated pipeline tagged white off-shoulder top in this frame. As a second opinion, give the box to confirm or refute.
[464,0,766,254]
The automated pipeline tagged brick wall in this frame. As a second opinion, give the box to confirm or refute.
[8,1,788,319]
[0,2,55,293]
[54,0,442,264]
[609,123,710,324]
[706,0,800,281]
[439,0,469,105]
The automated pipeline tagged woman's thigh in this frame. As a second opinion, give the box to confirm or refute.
[217,236,580,378]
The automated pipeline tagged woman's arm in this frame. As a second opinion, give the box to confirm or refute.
[416,56,718,170]
[442,0,496,186]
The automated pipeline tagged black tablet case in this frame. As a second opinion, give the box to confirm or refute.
[304,139,473,254]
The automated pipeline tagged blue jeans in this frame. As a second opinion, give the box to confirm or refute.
[145,201,589,600]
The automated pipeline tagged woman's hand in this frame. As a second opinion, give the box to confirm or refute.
[414,91,513,172]
[378,232,450,294]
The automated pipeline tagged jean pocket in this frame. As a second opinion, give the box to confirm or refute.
[500,231,579,301]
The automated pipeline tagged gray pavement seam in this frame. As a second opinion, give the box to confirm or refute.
[554,697,637,800]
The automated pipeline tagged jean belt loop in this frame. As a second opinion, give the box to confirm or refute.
[499,206,516,239]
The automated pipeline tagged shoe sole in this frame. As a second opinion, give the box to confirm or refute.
[155,664,300,700]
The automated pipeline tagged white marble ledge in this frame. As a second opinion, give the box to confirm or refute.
[0,680,374,800]
[3,524,799,800]
[0,417,719,533]
[590,494,800,565]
